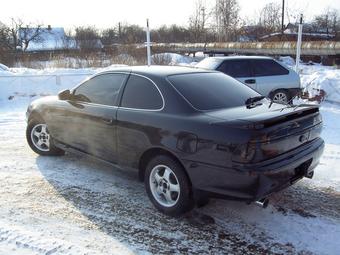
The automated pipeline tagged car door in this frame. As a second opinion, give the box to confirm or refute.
[250,59,290,96]
[55,72,128,163]
[217,59,257,91]
[116,74,164,167]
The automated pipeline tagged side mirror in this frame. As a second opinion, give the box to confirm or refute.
[58,89,71,100]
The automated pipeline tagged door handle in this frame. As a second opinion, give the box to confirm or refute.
[101,118,115,125]
[244,79,256,84]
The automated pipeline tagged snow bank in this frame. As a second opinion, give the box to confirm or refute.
[6,67,96,76]
[0,68,95,106]
[0,65,129,106]
[301,68,340,104]
[279,56,340,104]
[279,56,296,67]
[151,53,194,65]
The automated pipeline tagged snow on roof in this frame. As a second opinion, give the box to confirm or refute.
[260,31,335,40]
[19,27,77,52]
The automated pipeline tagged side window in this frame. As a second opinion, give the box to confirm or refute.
[217,60,251,78]
[252,59,289,77]
[74,73,127,106]
[121,75,163,110]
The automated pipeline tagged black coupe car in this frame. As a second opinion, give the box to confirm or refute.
[26,66,324,216]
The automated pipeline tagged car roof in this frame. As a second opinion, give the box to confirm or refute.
[209,55,274,61]
[98,65,217,77]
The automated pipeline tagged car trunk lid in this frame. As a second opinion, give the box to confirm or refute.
[206,103,322,163]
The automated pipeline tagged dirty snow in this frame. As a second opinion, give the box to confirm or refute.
[0,61,340,254]
[279,56,340,104]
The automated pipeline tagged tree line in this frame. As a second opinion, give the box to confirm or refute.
[0,0,339,62]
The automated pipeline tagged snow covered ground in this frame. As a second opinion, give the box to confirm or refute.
[0,60,340,254]
[279,56,340,104]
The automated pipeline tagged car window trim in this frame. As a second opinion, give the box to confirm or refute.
[71,72,130,106]
[118,73,165,112]
[73,101,119,109]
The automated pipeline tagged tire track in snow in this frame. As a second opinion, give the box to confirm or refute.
[0,223,88,255]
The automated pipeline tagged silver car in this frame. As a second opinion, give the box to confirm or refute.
[196,56,301,104]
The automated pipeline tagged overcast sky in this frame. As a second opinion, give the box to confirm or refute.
[0,0,339,29]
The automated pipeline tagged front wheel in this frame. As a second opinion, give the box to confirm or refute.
[26,118,64,156]
[145,155,194,216]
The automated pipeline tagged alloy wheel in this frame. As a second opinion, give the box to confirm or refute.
[273,92,288,104]
[30,124,50,152]
[149,164,180,207]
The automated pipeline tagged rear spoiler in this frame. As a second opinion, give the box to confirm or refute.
[260,105,320,129]
[210,105,320,130]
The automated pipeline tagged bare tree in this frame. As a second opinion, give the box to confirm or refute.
[61,29,76,51]
[117,23,145,44]
[312,8,339,34]
[0,22,10,63]
[214,0,240,42]
[0,22,9,49]
[188,0,208,42]
[285,2,305,25]
[20,25,44,51]
[101,28,118,45]
[259,2,281,33]
[4,18,22,51]
[75,26,101,51]
[0,18,44,52]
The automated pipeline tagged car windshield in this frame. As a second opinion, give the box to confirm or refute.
[195,58,221,70]
[168,72,261,111]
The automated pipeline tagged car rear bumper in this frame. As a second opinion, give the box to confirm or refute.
[183,138,324,201]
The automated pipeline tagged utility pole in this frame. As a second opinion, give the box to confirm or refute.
[201,7,206,43]
[295,14,303,72]
[146,19,151,66]
[118,22,121,42]
[281,0,285,33]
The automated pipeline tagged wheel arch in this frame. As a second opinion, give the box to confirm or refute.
[28,110,45,123]
[138,147,192,186]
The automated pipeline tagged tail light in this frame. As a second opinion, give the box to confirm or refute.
[232,142,256,163]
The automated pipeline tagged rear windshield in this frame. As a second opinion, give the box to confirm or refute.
[168,72,260,111]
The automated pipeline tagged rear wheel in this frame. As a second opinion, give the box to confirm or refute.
[26,118,64,156]
[145,155,194,216]
[271,90,291,104]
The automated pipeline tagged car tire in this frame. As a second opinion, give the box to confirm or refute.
[26,118,64,156]
[145,155,194,216]
[271,90,291,104]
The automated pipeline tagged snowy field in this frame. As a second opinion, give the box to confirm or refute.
[0,59,340,254]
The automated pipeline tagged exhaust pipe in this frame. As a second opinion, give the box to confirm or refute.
[255,198,269,208]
